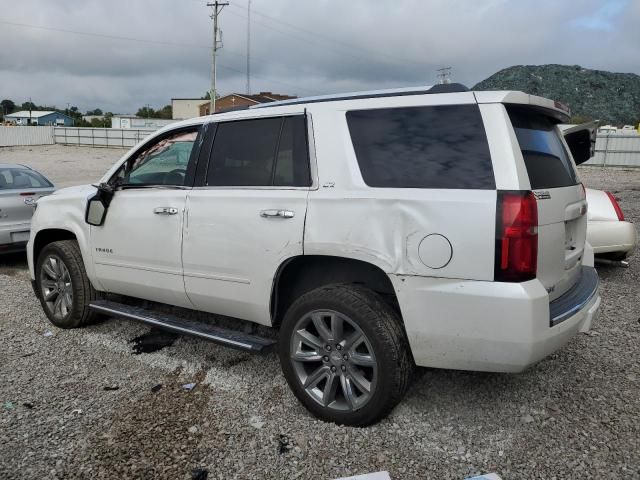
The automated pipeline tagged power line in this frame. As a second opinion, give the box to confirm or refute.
[225,8,373,66]
[226,1,426,71]
[0,19,211,49]
[0,18,321,96]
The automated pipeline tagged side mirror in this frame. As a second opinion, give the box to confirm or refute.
[85,183,114,226]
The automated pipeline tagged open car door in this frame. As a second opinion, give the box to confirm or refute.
[560,121,599,165]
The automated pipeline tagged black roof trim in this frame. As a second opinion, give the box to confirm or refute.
[251,83,470,109]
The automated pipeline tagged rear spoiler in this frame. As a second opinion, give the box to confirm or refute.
[474,91,571,123]
[560,121,599,165]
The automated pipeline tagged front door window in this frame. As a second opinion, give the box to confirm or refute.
[113,130,198,187]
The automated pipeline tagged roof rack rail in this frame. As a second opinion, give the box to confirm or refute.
[251,83,470,109]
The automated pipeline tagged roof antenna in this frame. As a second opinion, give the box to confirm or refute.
[437,67,452,85]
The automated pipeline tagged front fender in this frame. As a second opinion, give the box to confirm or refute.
[28,185,104,291]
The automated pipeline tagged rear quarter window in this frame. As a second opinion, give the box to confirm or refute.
[507,106,578,189]
[346,104,495,189]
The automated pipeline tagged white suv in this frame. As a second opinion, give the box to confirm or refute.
[27,84,601,426]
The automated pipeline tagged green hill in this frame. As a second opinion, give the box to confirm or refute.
[473,64,640,125]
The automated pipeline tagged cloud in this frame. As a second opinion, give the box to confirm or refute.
[572,0,628,31]
[0,0,637,113]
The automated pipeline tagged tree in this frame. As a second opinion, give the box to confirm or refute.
[135,105,172,119]
[156,105,172,119]
[1,99,15,116]
[136,106,155,118]
[85,108,103,116]
[21,101,36,111]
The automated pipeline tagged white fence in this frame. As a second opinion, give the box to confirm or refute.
[584,134,640,167]
[2,125,640,166]
[53,127,155,148]
[0,126,54,146]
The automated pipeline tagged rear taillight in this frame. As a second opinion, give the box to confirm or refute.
[605,191,625,221]
[495,191,538,282]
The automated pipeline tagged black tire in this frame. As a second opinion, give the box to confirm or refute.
[35,240,102,329]
[278,284,413,426]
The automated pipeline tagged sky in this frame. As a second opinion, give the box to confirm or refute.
[0,0,638,114]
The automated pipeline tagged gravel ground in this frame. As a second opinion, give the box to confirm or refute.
[0,145,122,188]
[0,148,639,479]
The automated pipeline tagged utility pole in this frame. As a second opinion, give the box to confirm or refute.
[246,0,251,94]
[437,67,452,85]
[29,97,32,125]
[207,1,228,114]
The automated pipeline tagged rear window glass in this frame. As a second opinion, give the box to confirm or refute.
[346,105,495,189]
[0,168,53,190]
[507,106,578,189]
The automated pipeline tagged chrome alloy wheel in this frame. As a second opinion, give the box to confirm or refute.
[290,310,378,411]
[39,254,73,320]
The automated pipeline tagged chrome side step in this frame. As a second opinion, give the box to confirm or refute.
[89,300,276,354]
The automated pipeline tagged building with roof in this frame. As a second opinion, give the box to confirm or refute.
[171,98,207,121]
[171,92,297,120]
[110,115,175,130]
[4,110,74,126]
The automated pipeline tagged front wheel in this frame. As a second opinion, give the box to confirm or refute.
[35,240,101,329]
[278,284,413,426]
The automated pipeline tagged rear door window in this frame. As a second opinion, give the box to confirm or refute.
[346,104,495,189]
[206,116,311,187]
[507,106,578,189]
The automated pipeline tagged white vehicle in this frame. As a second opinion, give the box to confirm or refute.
[560,123,637,261]
[27,85,601,426]
[586,188,637,260]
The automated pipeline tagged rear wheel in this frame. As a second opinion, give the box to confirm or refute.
[36,240,101,329]
[278,284,413,426]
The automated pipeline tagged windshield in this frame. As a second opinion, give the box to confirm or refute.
[507,106,578,189]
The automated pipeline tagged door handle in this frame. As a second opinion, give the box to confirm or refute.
[260,209,295,219]
[154,207,179,215]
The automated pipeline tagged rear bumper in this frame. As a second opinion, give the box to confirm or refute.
[390,268,601,373]
[0,223,31,253]
[587,220,637,255]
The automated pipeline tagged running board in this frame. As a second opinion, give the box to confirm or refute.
[89,300,276,354]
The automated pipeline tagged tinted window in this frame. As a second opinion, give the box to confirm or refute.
[114,129,198,186]
[207,116,310,187]
[273,117,311,186]
[346,105,495,189]
[0,168,53,189]
[507,106,578,189]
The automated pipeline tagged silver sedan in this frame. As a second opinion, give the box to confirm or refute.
[0,164,55,253]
